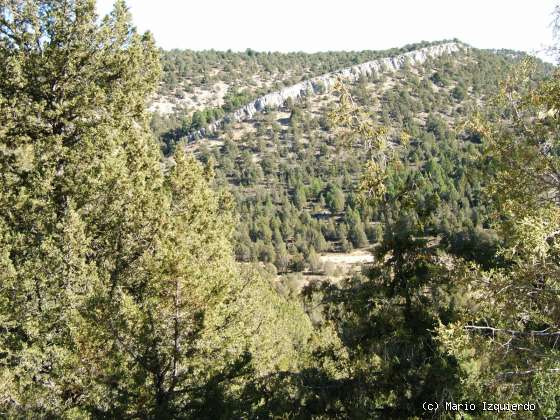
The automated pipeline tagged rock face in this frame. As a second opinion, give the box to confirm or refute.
[188,42,464,140]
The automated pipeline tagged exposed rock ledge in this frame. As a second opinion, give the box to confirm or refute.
[188,42,464,140]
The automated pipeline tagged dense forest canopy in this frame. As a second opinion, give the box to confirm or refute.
[1,0,559,418]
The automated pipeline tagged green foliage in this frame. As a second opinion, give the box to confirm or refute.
[325,183,345,213]
[0,2,318,417]
[191,46,543,278]
[436,56,560,414]
[158,40,456,99]
[152,27,555,420]
[222,89,253,112]
[2,2,557,416]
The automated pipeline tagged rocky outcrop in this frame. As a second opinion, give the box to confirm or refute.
[188,42,464,140]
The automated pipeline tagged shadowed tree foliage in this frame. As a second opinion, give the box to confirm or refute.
[436,56,560,416]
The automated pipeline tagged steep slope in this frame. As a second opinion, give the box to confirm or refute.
[153,40,460,116]
[187,42,464,139]
[150,44,550,292]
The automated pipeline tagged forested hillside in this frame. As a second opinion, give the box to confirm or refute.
[152,40,454,116]
[1,1,559,418]
[152,44,550,296]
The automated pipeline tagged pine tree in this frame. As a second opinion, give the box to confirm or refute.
[325,183,345,213]
[274,242,290,274]
[293,183,307,209]
[307,247,322,274]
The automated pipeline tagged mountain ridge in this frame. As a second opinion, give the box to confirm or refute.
[186,41,465,140]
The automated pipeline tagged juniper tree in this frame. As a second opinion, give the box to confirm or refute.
[437,56,560,416]
[0,1,316,417]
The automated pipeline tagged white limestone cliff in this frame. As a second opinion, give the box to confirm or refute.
[188,42,465,140]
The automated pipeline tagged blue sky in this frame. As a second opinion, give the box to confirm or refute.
[97,1,557,61]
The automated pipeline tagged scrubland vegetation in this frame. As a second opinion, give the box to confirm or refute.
[1,1,559,418]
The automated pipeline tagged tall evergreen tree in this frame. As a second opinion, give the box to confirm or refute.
[0,1,317,417]
[0,1,164,414]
